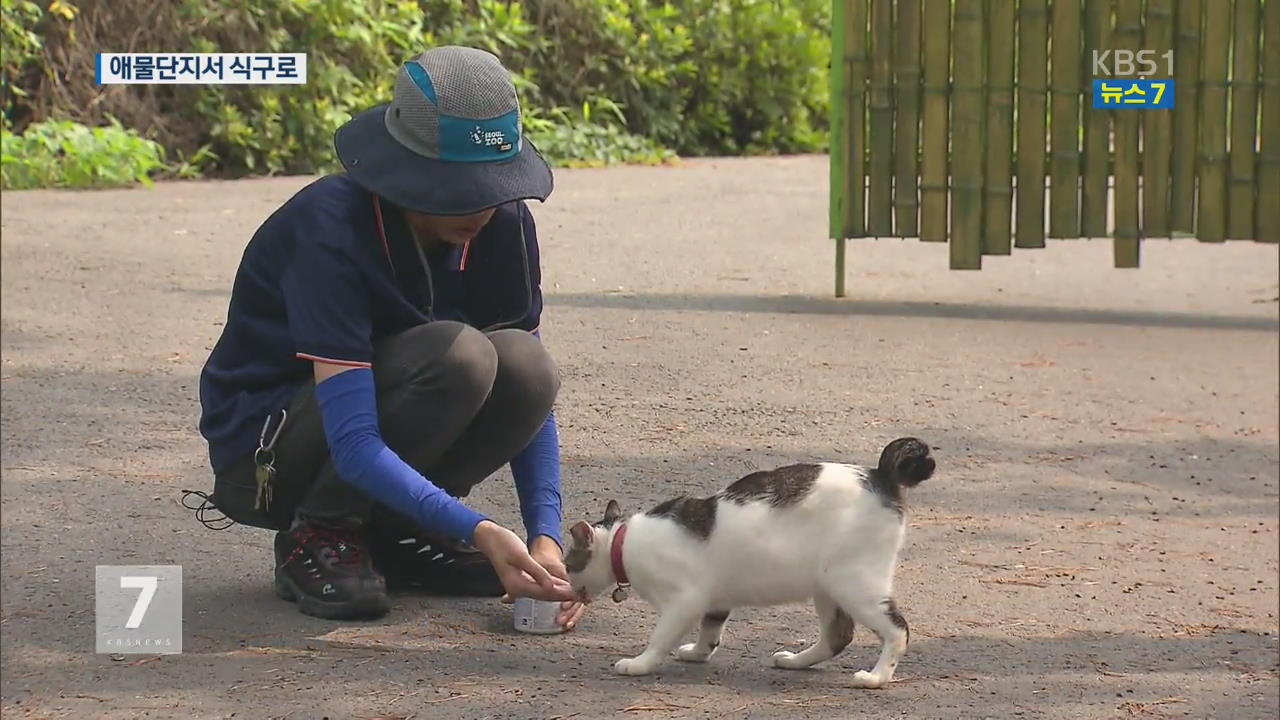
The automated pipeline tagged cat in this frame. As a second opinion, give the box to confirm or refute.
[564,437,936,687]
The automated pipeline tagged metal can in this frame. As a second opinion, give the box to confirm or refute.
[513,597,564,634]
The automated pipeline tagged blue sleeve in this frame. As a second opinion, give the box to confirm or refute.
[504,207,561,546]
[508,327,563,547]
[314,367,488,543]
[509,410,563,547]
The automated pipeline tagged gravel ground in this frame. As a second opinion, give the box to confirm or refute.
[2,156,1278,719]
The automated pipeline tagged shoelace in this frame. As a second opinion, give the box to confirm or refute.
[295,528,365,567]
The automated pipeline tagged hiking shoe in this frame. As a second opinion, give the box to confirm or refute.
[369,531,505,597]
[273,523,391,620]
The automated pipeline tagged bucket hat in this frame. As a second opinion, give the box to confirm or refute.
[334,46,553,216]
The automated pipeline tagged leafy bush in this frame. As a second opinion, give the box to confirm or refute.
[3,0,831,186]
[1,118,168,189]
[184,0,429,175]
[518,0,830,156]
[1,0,45,114]
[525,100,676,168]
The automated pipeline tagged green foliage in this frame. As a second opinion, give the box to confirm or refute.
[1,118,167,189]
[1,0,44,106]
[2,0,833,187]
[520,0,831,155]
[525,99,676,168]
[185,0,430,175]
[678,0,831,155]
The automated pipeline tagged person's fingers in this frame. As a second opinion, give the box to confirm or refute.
[515,553,557,586]
[533,570,575,597]
[497,556,576,602]
[556,601,580,624]
[530,581,577,602]
[494,562,539,595]
[500,577,538,600]
[560,602,586,630]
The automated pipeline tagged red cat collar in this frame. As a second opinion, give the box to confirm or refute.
[610,522,630,603]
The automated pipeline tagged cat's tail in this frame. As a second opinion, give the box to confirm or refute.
[877,437,935,488]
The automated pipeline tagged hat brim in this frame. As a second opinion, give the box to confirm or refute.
[334,103,554,215]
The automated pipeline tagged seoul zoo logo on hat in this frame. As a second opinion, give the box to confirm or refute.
[470,125,513,153]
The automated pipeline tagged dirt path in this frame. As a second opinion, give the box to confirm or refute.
[2,156,1278,719]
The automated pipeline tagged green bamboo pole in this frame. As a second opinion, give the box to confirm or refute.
[921,0,951,243]
[1050,0,1082,238]
[835,224,847,296]
[1171,0,1203,233]
[1261,0,1280,242]
[1199,0,1232,243]
[848,0,868,243]
[1081,0,1114,238]
[894,0,922,237]
[831,0,848,241]
[951,0,985,269]
[868,0,894,236]
[1144,0,1175,238]
[1227,0,1260,240]
[984,0,1015,255]
[831,0,848,295]
[1114,0,1142,266]
[831,0,869,296]
[1016,0,1050,248]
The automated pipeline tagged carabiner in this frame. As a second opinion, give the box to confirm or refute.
[257,409,288,452]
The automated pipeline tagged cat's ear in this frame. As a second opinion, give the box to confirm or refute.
[569,520,594,548]
[604,499,623,524]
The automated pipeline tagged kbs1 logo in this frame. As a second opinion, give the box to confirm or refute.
[1091,50,1175,110]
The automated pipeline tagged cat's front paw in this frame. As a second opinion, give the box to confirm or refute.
[613,657,655,676]
[850,670,889,689]
[676,643,715,663]
[771,650,805,670]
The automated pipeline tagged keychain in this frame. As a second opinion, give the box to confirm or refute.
[253,409,287,512]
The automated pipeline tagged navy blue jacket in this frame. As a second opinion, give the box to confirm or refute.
[199,173,544,474]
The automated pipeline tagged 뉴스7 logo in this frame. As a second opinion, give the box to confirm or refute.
[1092,50,1174,77]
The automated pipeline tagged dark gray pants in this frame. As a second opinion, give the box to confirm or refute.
[211,321,559,535]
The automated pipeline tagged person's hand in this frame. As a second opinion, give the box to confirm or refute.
[529,535,587,631]
[471,521,576,603]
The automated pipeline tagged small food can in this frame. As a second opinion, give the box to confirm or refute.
[513,597,564,634]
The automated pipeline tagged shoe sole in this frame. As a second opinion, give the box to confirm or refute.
[273,569,391,620]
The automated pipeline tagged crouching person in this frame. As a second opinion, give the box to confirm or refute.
[189,46,584,630]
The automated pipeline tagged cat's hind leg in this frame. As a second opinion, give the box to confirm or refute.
[826,589,909,689]
[770,592,854,670]
[676,610,731,663]
[614,597,706,676]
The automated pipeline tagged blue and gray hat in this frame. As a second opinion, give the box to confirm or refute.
[335,46,553,215]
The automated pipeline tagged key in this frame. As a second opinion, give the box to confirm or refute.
[255,461,275,511]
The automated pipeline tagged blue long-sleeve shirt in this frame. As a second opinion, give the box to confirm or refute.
[510,408,563,546]
[315,365,562,546]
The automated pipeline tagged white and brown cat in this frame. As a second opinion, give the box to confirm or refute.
[564,437,936,687]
